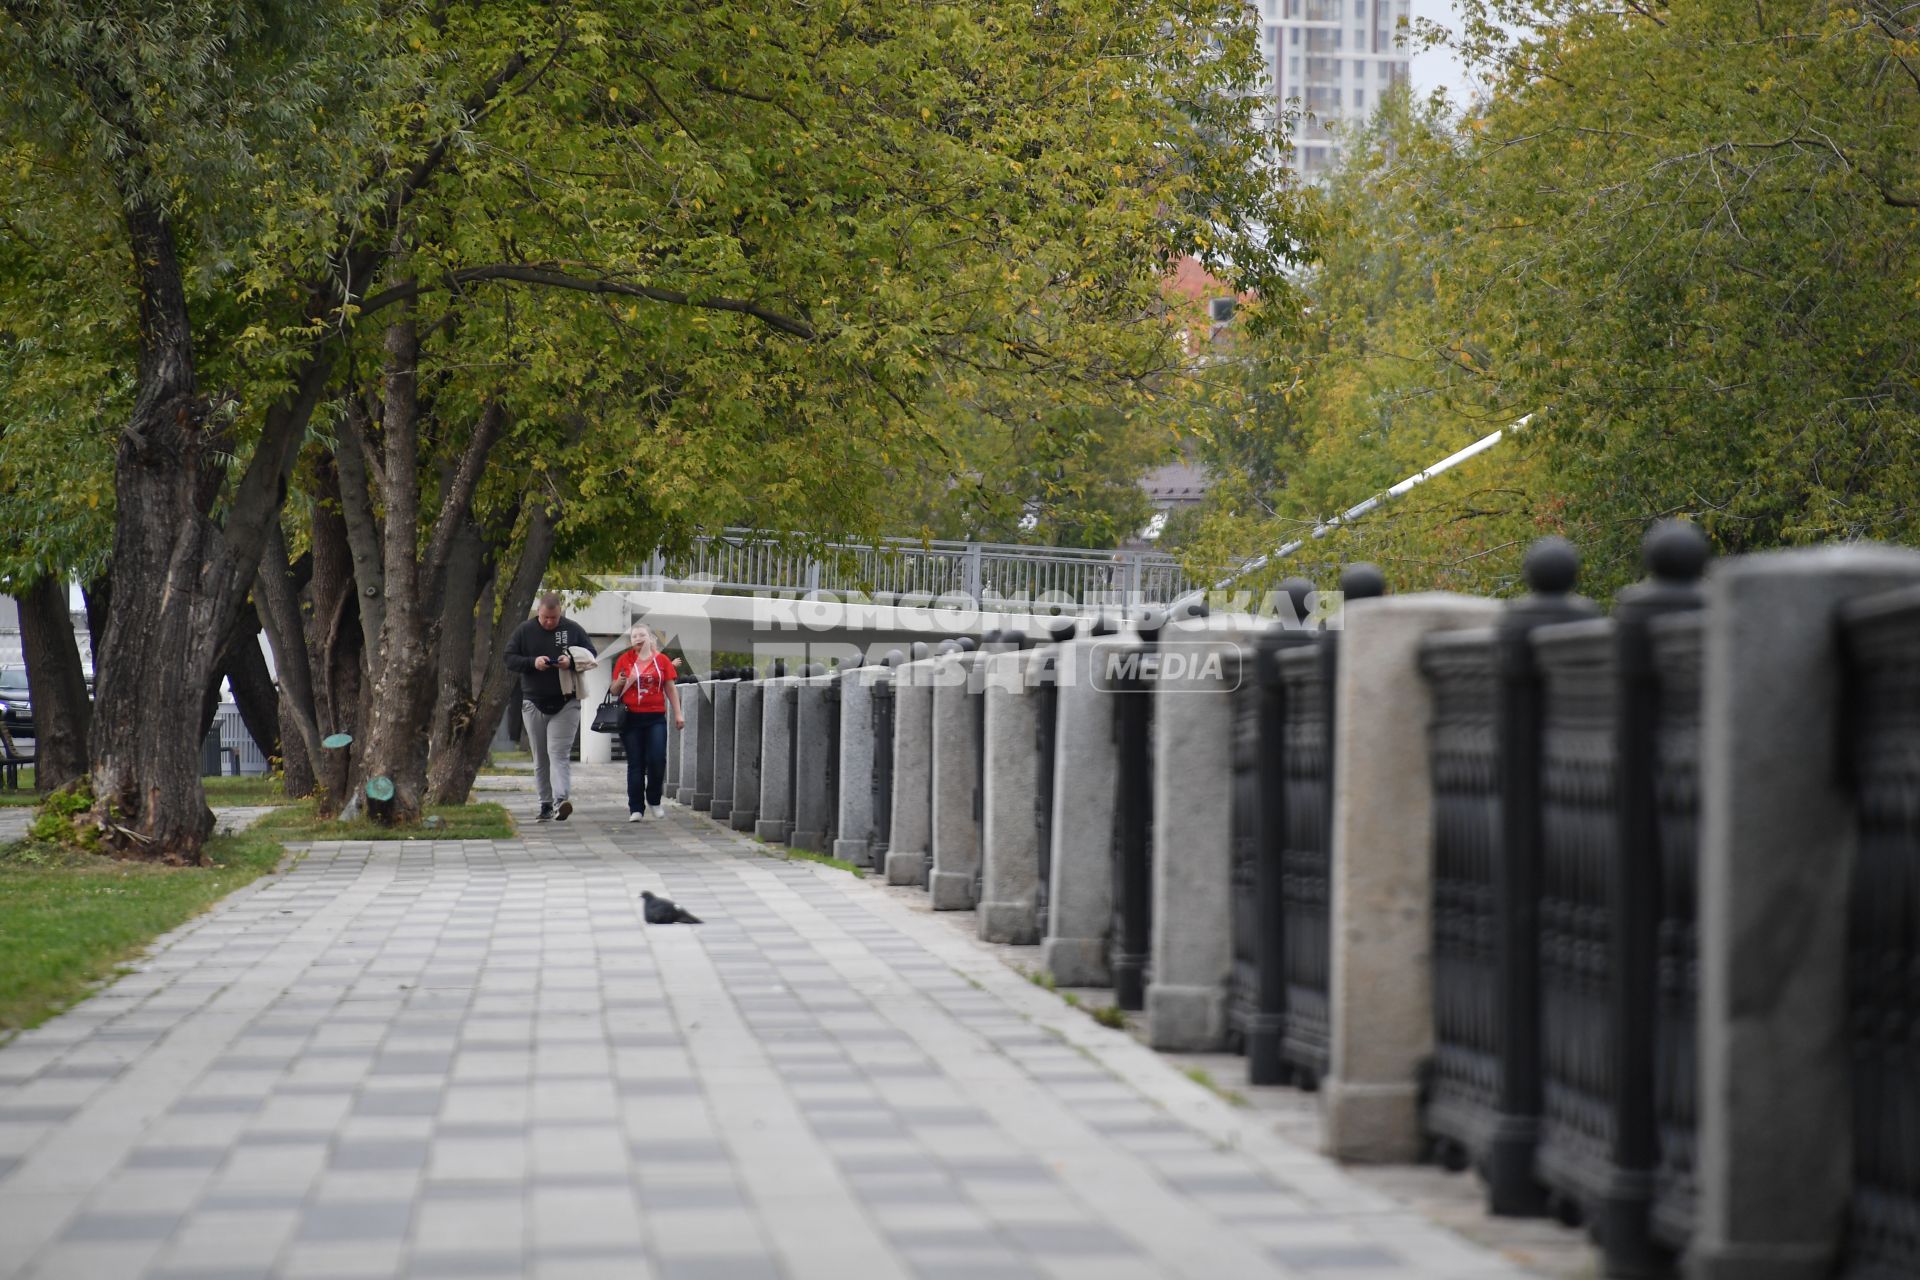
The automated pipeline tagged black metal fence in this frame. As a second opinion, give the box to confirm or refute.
[1033,653,1059,928]
[1401,526,1920,1279]
[1838,585,1920,1280]
[871,669,895,869]
[1109,629,1156,1012]
[660,526,1915,1280]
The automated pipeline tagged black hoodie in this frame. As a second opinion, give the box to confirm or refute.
[503,616,598,714]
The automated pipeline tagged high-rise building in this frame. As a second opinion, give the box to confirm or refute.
[1252,0,1412,175]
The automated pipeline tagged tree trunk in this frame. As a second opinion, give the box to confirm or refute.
[88,201,224,860]
[88,195,334,862]
[344,308,512,824]
[304,458,361,809]
[279,694,316,798]
[346,312,434,823]
[59,34,531,863]
[426,518,487,791]
[14,577,90,792]
[426,499,559,805]
[256,520,322,798]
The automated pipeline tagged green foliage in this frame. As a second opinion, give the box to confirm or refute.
[251,801,515,841]
[27,778,99,849]
[777,846,862,875]
[1181,0,1920,598]
[0,831,286,1033]
[5,0,1308,583]
[1090,1003,1129,1030]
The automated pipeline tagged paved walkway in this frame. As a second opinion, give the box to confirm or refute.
[0,769,1537,1280]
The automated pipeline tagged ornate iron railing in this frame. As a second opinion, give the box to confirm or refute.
[1109,635,1157,1011]
[1278,641,1334,1086]
[1421,627,1504,1169]
[1839,585,1920,1280]
[1532,621,1620,1226]
[1649,611,1703,1256]
[630,529,1195,609]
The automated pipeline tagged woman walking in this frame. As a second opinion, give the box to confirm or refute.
[609,622,684,821]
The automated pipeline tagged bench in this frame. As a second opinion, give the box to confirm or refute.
[0,732,33,791]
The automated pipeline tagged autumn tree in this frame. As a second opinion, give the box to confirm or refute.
[1180,0,1920,598]
[5,0,1304,848]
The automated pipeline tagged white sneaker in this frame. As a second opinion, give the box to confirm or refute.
[628,811,644,823]
[652,806,667,819]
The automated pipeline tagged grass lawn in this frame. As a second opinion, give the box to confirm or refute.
[251,801,515,841]
[478,748,533,776]
[0,763,36,806]
[3,772,301,809]
[202,775,304,805]
[0,833,288,1035]
[779,846,862,874]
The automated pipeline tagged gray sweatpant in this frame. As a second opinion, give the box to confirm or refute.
[522,699,582,806]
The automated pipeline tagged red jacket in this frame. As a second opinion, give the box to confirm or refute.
[614,650,676,713]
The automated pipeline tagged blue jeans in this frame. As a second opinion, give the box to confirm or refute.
[619,712,668,811]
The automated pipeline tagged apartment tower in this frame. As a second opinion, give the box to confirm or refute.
[1256,0,1413,175]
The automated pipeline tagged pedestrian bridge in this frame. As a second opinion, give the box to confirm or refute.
[568,529,1204,672]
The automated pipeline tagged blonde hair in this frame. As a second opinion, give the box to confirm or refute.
[628,622,659,655]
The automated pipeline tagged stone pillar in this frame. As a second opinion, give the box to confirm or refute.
[979,647,1045,944]
[1689,545,1920,1280]
[664,690,681,803]
[731,682,763,832]
[691,681,717,811]
[581,657,615,764]
[709,680,738,822]
[929,652,982,910]
[790,675,838,852]
[1320,594,1500,1163]
[834,666,883,868]
[675,681,703,806]
[887,658,937,886]
[755,677,796,842]
[1044,639,1115,985]
[1145,634,1239,1052]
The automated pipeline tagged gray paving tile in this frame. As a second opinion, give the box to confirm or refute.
[39,1060,126,1080]
[354,1089,444,1116]
[297,1200,414,1241]
[410,1250,527,1276]
[61,1210,182,1241]
[943,1156,1055,1184]
[329,1138,429,1170]
[848,1176,957,1205]
[0,774,1541,1280]
[1164,1170,1278,1195]
[1269,1243,1409,1269]
[170,1095,264,1115]
[910,1264,1043,1280]
[199,1191,312,1211]
[1003,1220,1143,1256]
[654,1256,784,1280]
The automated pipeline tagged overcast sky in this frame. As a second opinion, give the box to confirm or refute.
[1407,0,1486,106]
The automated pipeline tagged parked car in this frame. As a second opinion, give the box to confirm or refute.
[0,666,32,742]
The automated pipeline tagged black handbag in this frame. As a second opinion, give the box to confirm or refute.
[589,691,627,734]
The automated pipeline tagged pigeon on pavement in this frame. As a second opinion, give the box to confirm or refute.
[641,890,703,925]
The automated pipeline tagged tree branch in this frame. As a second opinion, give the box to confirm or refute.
[422,400,509,609]
[357,264,817,339]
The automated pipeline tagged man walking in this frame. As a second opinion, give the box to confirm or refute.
[504,592,599,820]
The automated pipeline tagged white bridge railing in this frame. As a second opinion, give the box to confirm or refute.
[628,530,1197,609]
